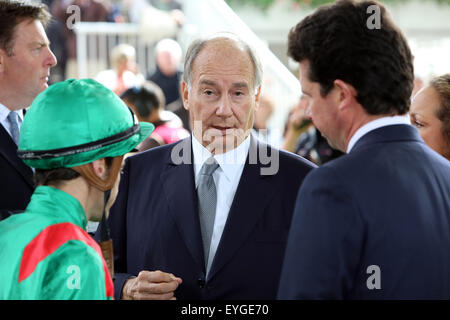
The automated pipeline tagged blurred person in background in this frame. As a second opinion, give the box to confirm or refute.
[0,0,57,220]
[147,38,183,105]
[51,0,114,79]
[165,80,191,132]
[121,80,189,151]
[96,43,144,96]
[410,73,450,160]
[252,93,281,147]
[282,95,313,152]
[282,95,343,165]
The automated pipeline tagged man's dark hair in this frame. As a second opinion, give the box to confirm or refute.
[121,81,165,118]
[288,0,414,115]
[0,0,51,56]
[34,158,114,187]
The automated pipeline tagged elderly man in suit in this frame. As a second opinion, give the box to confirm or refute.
[0,0,57,220]
[98,33,315,300]
[278,0,450,299]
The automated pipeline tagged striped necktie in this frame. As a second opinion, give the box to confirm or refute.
[7,111,20,146]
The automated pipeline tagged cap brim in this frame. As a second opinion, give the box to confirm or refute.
[136,121,155,145]
[21,122,155,169]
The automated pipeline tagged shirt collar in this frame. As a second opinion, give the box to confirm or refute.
[192,134,251,183]
[346,115,411,153]
[26,186,87,230]
[0,102,24,123]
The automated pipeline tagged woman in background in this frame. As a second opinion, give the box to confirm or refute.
[96,44,144,95]
[410,73,450,160]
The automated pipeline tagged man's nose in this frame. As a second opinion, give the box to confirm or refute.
[216,95,233,117]
[45,46,57,68]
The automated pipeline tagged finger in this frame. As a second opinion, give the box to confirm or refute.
[147,270,181,283]
[133,291,175,300]
[168,273,183,284]
[137,280,180,295]
[137,270,153,281]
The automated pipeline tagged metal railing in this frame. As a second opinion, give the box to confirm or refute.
[74,22,157,79]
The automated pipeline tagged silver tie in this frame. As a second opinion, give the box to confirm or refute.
[7,111,20,145]
[197,157,219,271]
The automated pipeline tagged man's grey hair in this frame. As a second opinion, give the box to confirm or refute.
[182,32,263,92]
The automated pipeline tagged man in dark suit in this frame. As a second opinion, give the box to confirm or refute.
[278,0,450,299]
[99,33,315,300]
[0,0,57,220]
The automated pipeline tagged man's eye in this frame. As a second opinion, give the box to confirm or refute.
[413,120,424,128]
[235,91,244,97]
[204,90,214,96]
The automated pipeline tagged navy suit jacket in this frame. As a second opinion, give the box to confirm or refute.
[0,124,33,220]
[278,124,450,299]
[99,136,315,300]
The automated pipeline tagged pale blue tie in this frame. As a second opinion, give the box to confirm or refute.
[197,157,219,272]
[7,111,20,145]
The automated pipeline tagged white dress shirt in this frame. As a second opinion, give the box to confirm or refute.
[346,115,412,153]
[192,134,250,276]
[0,102,24,140]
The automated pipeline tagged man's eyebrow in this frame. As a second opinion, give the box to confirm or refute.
[28,40,50,48]
[231,82,249,89]
[199,79,217,86]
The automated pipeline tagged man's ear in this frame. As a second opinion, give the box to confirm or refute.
[0,49,6,73]
[254,85,262,108]
[90,159,108,180]
[334,79,357,111]
[181,81,189,111]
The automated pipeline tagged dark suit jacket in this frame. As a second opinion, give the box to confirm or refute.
[99,135,315,299]
[278,124,450,299]
[0,124,34,220]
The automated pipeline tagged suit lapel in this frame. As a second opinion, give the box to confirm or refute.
[160,137,206,272]
[208,136,276,280]
[0,124,33,188]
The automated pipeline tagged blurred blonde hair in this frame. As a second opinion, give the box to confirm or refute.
[110,44,136,69]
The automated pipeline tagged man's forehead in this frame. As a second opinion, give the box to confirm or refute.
[192,42,253,79]
[13,19,48,44]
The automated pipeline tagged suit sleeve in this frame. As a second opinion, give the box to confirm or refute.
[277,166,364,299]
[95,157,134,300]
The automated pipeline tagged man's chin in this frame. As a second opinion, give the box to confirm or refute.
[204,135,249,154]
[324,136,344,153]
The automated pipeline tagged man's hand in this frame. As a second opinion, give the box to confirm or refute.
[122,270,183,300]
